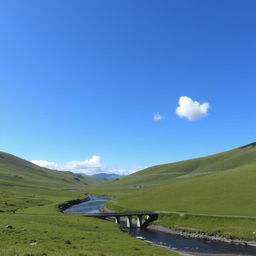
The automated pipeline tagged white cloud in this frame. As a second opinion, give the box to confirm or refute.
[153,113,164,121]
[176,96,210,121]
[31,156,143,176]
[30,160,59,169]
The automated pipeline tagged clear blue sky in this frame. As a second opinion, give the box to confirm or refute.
[1,0,256,173]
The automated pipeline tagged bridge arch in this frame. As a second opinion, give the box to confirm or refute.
[85,211,158,229]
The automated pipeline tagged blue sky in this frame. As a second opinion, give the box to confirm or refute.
[1,0,256,174]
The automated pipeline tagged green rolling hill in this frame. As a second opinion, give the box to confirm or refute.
[0,151,101,213]
[0,152,101,188]
[93,143,256,216]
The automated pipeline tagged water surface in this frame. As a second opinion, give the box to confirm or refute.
[130,228,256,256]
[63,196,110,214]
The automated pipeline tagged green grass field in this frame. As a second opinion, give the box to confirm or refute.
[0,152,177,256]
[87,143,256,241]
[0,213,177,256]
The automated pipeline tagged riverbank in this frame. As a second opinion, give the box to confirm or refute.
[147,225,256,247]
[58,196,89,212]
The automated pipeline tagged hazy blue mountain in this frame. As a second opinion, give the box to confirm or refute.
[92,173,124,180]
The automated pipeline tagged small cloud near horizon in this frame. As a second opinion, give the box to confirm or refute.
[176,96,210,121]
[31,156,143,176]
[153,112,164,121]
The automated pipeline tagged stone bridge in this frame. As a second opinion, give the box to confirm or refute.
[84,211,159,228]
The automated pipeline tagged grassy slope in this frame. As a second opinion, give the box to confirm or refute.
[0,151,101,213]
[94,143,256,193]
[0,152,177,256]
[89,143,256,240]
[0,152,101,188]
[112,162,256,215]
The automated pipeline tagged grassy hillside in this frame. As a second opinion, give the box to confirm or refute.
[108,162,256,216]
[0,151,101,213]
[0,151,100,189]
[88,143,256,241]
[0,152,177,256]
[93,143,256,193]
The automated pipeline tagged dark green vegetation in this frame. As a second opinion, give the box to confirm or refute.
[0,152,177,256]
[89,143,256,240]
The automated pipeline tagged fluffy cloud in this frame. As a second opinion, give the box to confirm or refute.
[176,96,210,121]
[30,160,58,169]
[153,113,164,121]
[31,156,142,176]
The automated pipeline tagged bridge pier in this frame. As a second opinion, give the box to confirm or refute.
[126,216,133,228]
[136,215,142,228]
[114,216,120,224]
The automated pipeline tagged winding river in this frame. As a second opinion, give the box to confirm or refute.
[64,196,256,256]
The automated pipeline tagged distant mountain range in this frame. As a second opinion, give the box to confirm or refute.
[76,172,124,180]
[92,173,124,180]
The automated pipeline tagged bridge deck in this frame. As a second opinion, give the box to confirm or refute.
[84,211,158,217]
